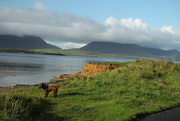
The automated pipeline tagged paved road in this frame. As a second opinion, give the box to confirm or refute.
[135,107,180,121]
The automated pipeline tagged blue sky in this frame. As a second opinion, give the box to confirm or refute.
[0,0,180,50]
[0,0,179,28]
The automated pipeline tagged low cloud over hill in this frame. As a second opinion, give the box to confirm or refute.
[0,35,60,50]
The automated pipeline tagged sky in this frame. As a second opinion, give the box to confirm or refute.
[0,0,180,50]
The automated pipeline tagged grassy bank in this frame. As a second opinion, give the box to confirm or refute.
[0,49,65,56]
[33,49,152,60]
[0,60,180,121]
[0,49,153,60]
[1,48,179,61]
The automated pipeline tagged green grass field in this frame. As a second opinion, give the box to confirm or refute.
[0,49,172,60]
[0,60,180,121]
[0,48,178,60]
[33,49,152,60]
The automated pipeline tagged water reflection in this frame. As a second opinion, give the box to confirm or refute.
[0,62,44,70]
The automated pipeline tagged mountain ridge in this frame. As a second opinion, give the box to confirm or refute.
[1,35,180,61]
[79,41,180,61]
[0,35,60,50]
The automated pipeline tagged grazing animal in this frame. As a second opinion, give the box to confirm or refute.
[39,83,62,98]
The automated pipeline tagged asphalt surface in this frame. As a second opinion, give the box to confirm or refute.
[135,107,180,121]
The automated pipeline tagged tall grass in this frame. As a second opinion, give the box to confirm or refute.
[0,90,51,121]
[0,95,30,121]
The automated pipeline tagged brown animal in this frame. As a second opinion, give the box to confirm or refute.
[39,83,62,98]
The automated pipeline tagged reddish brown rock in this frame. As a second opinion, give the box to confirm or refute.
[52,63,120,82]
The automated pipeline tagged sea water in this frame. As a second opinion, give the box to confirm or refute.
[0,52,134,86]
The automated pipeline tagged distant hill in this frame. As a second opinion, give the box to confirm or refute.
[0,35,60,50]
[79,41,180,61]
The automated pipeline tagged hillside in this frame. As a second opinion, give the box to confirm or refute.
[79,41,180,61]
[0,35,60,50]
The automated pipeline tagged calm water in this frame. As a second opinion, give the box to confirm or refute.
[0,52,135,86]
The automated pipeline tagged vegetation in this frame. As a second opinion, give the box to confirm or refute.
[0,60,180,121]
[33,49,152,60]
[93,61,133,66]
[0,48,153,60]
[0,49,65,56]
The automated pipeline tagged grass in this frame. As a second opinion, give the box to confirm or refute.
[0,48,153,60]
[0,48,178,60]
[0,60,180,121]
[33,49,151,60]
[92,61,133,66]
[0,49,64,56]
[0,91,49,121]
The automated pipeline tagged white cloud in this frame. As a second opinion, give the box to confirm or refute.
[120,18,148,30]
[104,16,119,26]
[46,41,86,49]
[102,17,180,49]
[0,2,180,50]
[32,1,48,11]
[160,25,174,34]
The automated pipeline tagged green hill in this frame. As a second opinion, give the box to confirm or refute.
[79,41,180,61]
[0,35,60,49]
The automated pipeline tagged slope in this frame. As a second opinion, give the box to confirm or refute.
[79,41,180,60]
[0,35,60,50]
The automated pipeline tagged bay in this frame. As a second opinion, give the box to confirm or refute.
[0,52,134,86]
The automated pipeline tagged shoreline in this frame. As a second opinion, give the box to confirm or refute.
[0,78,67,93]
[0,49,159,61]
[0,49,66,56]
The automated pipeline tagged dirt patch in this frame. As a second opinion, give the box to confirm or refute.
[52,62,120,81]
